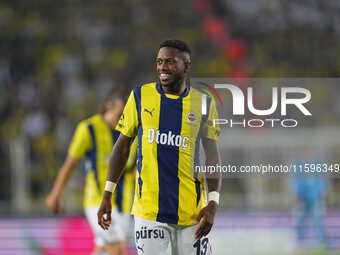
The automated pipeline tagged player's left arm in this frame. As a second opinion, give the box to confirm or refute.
[195,97,221,240]
[195,137,221,240]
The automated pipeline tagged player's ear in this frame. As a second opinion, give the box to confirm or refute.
[184,59,191,73]
[104,102,112,112]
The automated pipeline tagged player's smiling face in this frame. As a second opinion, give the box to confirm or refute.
[156,47,188,89]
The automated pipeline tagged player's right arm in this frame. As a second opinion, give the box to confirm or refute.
[46,155,80,213]
[97,134,134,229]
[98,91,139,230]
[46,121,91,213]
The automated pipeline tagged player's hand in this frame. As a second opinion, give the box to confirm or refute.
[46,193,61,214]
[97,191,112,230]
[195,201,218,240]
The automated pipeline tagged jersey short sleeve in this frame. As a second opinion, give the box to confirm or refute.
[115,91,139,138]
[68,122,92,158]
[202,99,220,140]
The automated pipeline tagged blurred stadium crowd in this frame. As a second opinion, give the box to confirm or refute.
[1,0,340,214]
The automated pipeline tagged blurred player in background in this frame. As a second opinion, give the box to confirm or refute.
[97,40,222,255]
[292,145,328,251]
[46,87,136,255]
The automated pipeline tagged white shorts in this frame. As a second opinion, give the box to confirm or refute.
[85,206,130,247]
[134,216,212,255]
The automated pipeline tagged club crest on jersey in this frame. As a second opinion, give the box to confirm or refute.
[186,112,198,123]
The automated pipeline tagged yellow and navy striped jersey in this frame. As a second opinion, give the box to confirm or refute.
[68,114,135,212]
[116,82,220,225]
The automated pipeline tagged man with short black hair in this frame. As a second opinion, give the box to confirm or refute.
[98,39,221,255]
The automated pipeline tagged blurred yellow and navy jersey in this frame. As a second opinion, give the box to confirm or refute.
[68,114,134,212]
[116,82,220,226]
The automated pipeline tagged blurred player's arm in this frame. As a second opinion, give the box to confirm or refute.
[46,122,90,214]
[46,155,80,213]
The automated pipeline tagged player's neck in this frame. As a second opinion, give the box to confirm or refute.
[161,80,187,96]
[102,113,119,128]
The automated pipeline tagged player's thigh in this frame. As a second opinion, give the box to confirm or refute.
[104,241,126,255]
[177,224,212,255]
[120,213,131,237]
[134,216,171,255]
[85,206,125,246]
